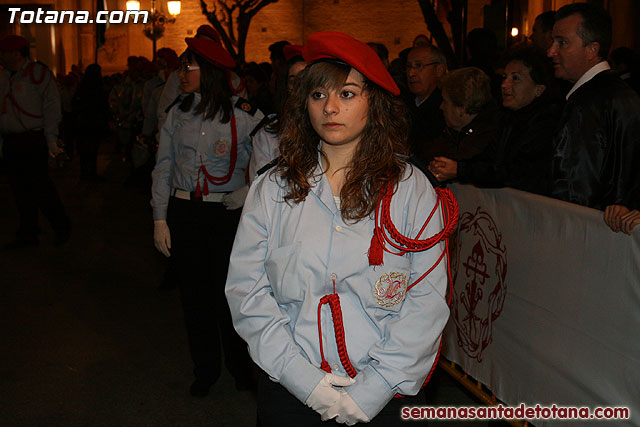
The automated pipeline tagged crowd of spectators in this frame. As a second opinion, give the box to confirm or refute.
[2,1,633,242]
[47,2,639,236]
[3,8,637,240]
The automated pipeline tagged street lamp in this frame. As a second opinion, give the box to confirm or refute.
[126,0,181,58]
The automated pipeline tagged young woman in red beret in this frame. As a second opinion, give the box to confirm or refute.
[226,32,456,425]
[151,37,263,396]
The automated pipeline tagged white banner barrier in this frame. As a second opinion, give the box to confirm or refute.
[443,184,640,426]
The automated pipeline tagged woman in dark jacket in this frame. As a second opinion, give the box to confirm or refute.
[419,67,501,167]
[72,63,110,180]
[429,47,558,195]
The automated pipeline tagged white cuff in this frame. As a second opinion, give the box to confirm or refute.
[344,365,395,420]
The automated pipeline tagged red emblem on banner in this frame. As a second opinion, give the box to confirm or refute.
[450,207,507,362]
[374,272,408,307]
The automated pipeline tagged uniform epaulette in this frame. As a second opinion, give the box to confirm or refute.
[250,113,278,138]
[234,97,258,116]
[164,94,183,114]
[256,156,281,177]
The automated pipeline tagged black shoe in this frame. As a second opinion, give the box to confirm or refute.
[189,379,214,397]
[3,238,39,250]
[54,228,71,246]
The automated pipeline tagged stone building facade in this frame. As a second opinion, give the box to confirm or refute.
[0,0,638,75]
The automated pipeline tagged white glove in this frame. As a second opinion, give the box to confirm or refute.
[153,220,171,257]
[306,373,356,418]
[323,390,370,425]
[222,185,249,210]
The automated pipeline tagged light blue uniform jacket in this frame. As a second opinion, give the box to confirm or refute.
[151,94,264,220]
[225,159,450,419]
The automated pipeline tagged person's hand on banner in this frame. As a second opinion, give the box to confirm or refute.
[429,156,458,181]
[603,205,639,235]
[619,209,640,235]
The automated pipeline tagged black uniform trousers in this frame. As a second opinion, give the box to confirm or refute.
[167,196,252,385]
[2,131,70,241]
[257,371,427,426]
[76,131,100,179]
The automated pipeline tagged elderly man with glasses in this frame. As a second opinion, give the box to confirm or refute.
[404,45,447,158]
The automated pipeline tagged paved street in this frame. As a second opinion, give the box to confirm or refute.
[0,143,257,426]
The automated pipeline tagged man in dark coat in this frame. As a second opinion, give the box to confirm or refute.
[404,45,446,156]
[548,3,640,233]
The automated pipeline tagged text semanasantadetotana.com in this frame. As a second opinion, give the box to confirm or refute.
[401,404,630,420]
[8,7,149,24]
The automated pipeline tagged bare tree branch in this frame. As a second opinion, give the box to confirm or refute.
[200,0,279,64]
[417,0,459,68]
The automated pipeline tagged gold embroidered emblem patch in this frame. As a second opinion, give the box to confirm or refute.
[374,272,408,307]
[213,139,230,157]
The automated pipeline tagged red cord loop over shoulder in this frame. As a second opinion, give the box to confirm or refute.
[195,115,238,197]
[317,184,459,396]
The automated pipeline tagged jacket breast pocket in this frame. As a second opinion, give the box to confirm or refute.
[264,242,305,304]
[366,255,412,314]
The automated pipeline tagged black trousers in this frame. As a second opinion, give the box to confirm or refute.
[257,372,427,426]
[76,130,100,178]
[167,196,252,383]
[2,131,70,240]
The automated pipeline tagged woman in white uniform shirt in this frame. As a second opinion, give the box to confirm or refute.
[226,32,456,425]
[151,37,263,396]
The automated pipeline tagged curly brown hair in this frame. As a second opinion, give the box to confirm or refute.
[274,61,410,222]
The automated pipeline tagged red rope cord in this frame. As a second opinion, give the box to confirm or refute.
[316,184,459,397]
[195,114,238,196]
[317,278,358,378]
[317,294,358,378]
[377,186,459,253]
[24,62,47,84]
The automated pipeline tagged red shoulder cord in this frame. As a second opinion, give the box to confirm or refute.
[1,63,49,131]
[316,186,459,396]
[227,69,246,95]
[195,114,238,197]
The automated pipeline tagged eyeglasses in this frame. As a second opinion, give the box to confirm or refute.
[179,63,200,73]
[405,62,440,71]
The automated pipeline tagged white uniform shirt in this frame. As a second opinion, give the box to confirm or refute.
[248,115,280,183]
[0,60,61,145]
[151,94,264,220]
[226,158,450,419]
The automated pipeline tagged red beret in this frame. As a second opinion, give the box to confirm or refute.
[302,31,399,96]
[156,47,179,69]
[186,37,235,70]
[196,25,222,44]
[0,35,28,51]
[283,44,303,61]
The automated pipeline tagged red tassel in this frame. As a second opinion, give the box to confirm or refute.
[202,179,209,196]
[195,181,202,198]
[368,232,384,266]
[320,361,331,374]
